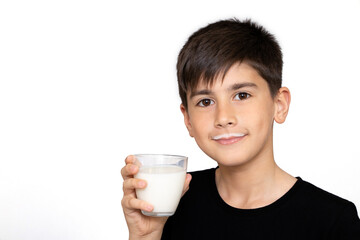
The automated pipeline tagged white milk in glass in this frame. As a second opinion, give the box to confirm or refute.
[135,165,186,216]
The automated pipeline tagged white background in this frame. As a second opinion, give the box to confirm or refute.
[0,0,359,239]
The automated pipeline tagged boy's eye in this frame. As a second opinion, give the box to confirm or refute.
[197,98,214,107]
[234,92,250,101]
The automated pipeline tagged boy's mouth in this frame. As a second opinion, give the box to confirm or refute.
[211,133,246,145]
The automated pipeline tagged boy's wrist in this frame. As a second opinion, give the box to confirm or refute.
[129,229,163,240]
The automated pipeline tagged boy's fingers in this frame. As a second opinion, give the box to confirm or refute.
[122,195,153,213]
[125,155,135,164]
[121,163,139,180]
[123,178,147,195]
[182,173,192,197]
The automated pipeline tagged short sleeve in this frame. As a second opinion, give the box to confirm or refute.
[329,202,360,239]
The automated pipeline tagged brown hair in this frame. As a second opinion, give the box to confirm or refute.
[177,18,283,110]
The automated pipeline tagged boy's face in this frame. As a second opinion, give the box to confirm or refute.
[181,62,290,167]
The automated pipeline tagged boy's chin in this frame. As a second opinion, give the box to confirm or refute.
[208,152,252,168]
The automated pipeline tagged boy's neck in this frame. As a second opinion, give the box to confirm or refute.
[215,155,296,210]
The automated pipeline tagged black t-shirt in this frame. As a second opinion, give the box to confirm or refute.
[162,168,360,239]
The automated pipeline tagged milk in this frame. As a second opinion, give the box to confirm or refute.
[135,165,186,216]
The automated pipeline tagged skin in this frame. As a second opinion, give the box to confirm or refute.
[181,62,296,209]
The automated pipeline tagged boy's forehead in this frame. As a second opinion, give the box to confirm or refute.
[193,77,220,90]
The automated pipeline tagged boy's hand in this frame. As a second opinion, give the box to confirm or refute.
[121,155,192,240]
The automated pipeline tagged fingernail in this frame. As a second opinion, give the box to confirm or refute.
[146,205,153,211]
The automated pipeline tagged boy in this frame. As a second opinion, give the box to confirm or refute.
[121,19,360,239]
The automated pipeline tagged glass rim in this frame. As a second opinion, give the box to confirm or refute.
[133,154,187,159]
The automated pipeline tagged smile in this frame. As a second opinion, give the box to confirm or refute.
[211,133,246,145]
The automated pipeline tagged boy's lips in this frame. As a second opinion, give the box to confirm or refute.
[211,133,246,145]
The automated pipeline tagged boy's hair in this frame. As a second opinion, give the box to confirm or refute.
[177,18,283,110]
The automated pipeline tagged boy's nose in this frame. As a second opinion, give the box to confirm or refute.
[214,103,237,128]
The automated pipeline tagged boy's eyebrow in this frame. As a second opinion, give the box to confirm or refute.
[190,82,258,99]
[228,82,258,91]
[190,89,213,99]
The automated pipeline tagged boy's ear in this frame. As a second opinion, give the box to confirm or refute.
[180,104,194,137]
[274,87,291,124]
